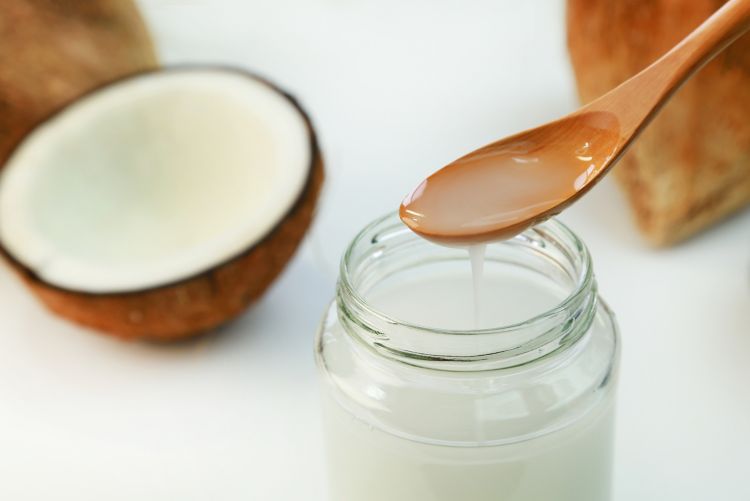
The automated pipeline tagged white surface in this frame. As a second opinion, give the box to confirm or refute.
[1,1,749,499]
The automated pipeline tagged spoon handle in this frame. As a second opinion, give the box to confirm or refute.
[584,0,750,139]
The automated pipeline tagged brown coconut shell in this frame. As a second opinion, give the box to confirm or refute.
[0,0,158,169]
[0,71,325,341]
[567,0,750,245]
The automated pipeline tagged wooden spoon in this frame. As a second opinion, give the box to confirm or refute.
[400,0,750,245]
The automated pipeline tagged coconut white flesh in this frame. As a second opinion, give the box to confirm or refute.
[0,70,311,293]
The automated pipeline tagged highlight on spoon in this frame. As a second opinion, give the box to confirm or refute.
[400,112,622,245]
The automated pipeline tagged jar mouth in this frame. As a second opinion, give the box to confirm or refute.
[340,212,593,334]
[337,212,597,370]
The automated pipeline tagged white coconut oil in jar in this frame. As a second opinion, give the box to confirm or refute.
[315,213,619,501]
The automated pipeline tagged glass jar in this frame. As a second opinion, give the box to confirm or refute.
[315,213,620,501]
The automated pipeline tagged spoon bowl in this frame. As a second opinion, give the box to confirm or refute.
[401,111,622,244]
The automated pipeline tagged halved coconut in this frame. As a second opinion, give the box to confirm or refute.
[0,68,324,341]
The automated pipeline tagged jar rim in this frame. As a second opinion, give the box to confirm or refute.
[339,212,594,337]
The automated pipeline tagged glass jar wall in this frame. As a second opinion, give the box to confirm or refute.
[315,213,619,501]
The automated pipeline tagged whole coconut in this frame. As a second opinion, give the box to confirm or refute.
[568,0,750,245]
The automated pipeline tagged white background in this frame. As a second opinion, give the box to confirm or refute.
[1,1,749,499]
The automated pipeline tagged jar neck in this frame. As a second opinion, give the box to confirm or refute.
[336,214,598,371]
